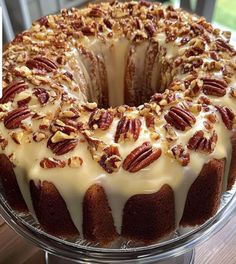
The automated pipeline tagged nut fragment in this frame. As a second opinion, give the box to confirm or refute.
[123,142,162,172]
[40,157,66,169]
[33,88,50,104]
[88,109,114,130]
[164,124,178,142]
[171,144,190,166]
[68,156,83,168]
[10,131,24,144]
[0,133,8,150]
[33,132,47,142]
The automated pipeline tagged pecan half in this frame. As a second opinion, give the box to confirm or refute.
[202,77,227,97]
[216,38,235,53]
[47,134,78,155]
[171,144,190,166]
[33,88,50,104]
[40,158,66,169]
[88,109,113,130]
[99,145,122,173]
[123,142,162,172]
[215,105,235,130]
[26,57,57,73]
[0,80,28,104]
[4,107,31,129]
[164,106,196,131]
[188,130,218,153]
[115,116,141,143]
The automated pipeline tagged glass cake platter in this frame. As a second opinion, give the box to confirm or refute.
[0,182,236,264]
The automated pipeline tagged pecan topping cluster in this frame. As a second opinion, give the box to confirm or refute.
[99,145,122,174]
[88,109,114,130]
[123,142,162,172]
[47,131,78,155]
[171,144,190,166]
[115,116,141,143]
[164,106,196,131]
[86,134,122,173]
[188,130,218,153]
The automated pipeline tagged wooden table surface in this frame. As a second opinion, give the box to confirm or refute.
[1,210,236,264]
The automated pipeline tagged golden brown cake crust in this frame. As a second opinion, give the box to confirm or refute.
[83,184,118,244]
[180,159,225,226]
[121,184,175,242]
[30,180,79,236]
[0,154,28,211]
[228,132,236,190]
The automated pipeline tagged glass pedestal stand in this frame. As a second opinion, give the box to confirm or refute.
[0,184,235,264]
[45,249,195,264]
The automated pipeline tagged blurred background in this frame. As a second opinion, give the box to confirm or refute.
[1,0,236,45]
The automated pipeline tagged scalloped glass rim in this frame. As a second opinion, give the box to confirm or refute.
[0,183,236,262]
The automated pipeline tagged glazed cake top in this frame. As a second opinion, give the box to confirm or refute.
[1,1,236,234]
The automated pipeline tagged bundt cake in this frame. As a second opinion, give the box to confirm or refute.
[0,1,236,245]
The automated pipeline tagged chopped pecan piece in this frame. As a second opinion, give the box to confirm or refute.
[68,156,83,168]
[33,88,50,105]
[188,130,218,153]
[11,131,24,145]
[164,106,196,131]
[0,133,8,150]
[145,113,155,129]
[4,107,31,129]
[50,119,77,134]
[123,142,162,172]
[164,124,178,142]
[40,158,66,169]
[37,16,49,27]
[215,105,235,130]
[115,116,141,143]
[47,133,78,155]
[99,145,122,173]
[171,144,190,166]
[0,80,28,104]
[89,7,104,17]
[88,109,114,130]
[85,133,122,173]
[33,132,46,142]
[26,57,57,73]
[202,77,227,97]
